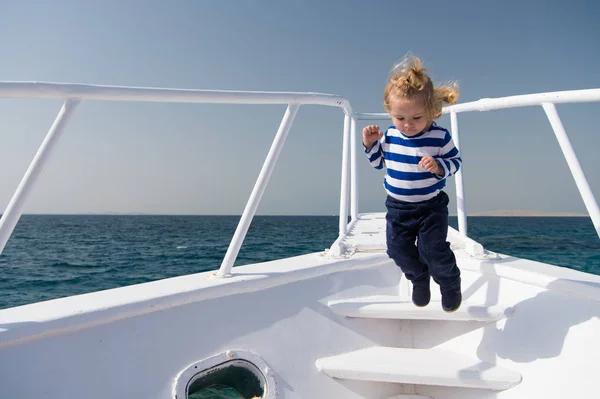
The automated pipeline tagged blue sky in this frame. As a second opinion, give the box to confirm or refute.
[0,0,599,216]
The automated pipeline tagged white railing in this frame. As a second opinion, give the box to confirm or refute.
[355,88,600,240]
[0,82,353,277]
[0,83,599,279]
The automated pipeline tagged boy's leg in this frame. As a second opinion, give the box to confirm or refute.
[417,191,462,312]
[385,197,430,306]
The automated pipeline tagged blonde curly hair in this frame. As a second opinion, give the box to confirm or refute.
[383,54,459,122]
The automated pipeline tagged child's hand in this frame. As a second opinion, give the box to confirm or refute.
[362,125,383,150]
[419,156,443,176]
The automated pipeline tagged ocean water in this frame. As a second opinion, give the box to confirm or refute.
[0,215,598,310]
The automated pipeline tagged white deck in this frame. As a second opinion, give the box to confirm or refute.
[341,212,487,258]
[2,212,600,399]
[343,213,387,252]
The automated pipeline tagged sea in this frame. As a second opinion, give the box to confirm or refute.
[1,215,599,312]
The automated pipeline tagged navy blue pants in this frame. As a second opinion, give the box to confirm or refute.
[385,191,461,293]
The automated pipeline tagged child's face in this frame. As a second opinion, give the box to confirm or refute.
[388,95,429,136]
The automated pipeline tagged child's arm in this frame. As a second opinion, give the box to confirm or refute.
[363,125,384,170]
[434,130,462,178]
[418,130,461,178]
[419,156,444,176]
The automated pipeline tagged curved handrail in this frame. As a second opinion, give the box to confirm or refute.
[0,81,353,112]
[354,88,600,119]
[0,82,355,277]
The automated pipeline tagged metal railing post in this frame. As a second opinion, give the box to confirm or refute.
[350,117,358,221]
[542,103,600,239]
[450,112,468,236]
[338,114,351,236]
[216,104,300,277]
[0,99,81,255]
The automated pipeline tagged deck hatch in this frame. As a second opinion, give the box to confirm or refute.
[173,350,277,399]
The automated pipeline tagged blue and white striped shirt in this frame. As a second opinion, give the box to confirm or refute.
[365,122,462,203]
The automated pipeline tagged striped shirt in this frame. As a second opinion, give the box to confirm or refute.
[364,122,462,203]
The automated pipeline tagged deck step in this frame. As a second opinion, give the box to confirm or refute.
[316,347,522,390]
[328,295,513,322]
[387,396,432,399]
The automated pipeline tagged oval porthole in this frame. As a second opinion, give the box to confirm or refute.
[173,350,277,399]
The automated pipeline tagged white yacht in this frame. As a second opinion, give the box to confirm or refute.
[0,82,599,399]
